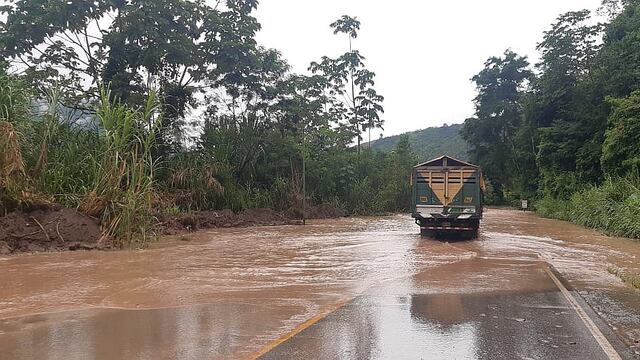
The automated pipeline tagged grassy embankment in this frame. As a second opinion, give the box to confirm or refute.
[535,174,640,240]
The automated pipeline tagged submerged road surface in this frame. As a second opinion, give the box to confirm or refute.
[0,209,639,359]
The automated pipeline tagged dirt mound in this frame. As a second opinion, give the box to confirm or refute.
[0,206,105,254]
[160,205,349,235]
[159,208,293,235]
[306,204,347,219]
[285,203,347,220]
[239,208,289,225]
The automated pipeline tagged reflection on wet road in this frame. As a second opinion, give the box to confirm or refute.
[0,209,639,359]
[261,292,611,359]
[259,259,619,360]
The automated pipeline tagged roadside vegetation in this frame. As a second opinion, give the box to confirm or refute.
[607,266,640,290]
[537,175,640,239]
[0,2,416,248]
[461,0,640,239]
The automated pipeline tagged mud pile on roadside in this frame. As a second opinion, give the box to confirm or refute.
[159,204,347,235]
[0,204,350,253]
[159,208,294,235]
[0,206,105,254]
[306,204,347,219]
[285,203,347,220]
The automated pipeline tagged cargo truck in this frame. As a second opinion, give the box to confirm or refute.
[411,156,484,237]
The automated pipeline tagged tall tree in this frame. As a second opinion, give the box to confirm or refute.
[310,15,384,153]
[601,91,640,176]
[0,0,118,108]
[200,46,291,184]
[462,50,532,202]
[596,1,640,177]
[0,0,262,155]
[531,9,605,197]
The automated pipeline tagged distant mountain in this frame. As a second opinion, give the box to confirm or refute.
[370,123,469,162]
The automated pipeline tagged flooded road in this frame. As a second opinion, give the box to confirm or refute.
[1,209,639,359]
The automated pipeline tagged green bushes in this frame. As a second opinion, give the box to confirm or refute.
[0,68,30,124]
[535,196,572,221]
[161,151,225,211]
[159,145,415,217]
[535,174,640,239]
[346,177,382,215]
[190,123,417,217]
[35,125,99,206]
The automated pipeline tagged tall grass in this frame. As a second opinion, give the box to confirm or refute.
[162,151,225,211]
[24,88,102,206]
[35,125,100,207]
[535,173,640,239]
[0,121,25,214]
[0,69,29,213]
[0,69,30,125]
[80,89,161,247]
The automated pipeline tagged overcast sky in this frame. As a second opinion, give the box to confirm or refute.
[255,0,603,138]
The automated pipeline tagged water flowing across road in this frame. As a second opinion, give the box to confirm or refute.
[0,209,639,359]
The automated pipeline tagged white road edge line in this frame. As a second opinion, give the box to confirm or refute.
[544,267,622,360]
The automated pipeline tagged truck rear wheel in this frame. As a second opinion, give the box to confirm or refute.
[465,220,480,239]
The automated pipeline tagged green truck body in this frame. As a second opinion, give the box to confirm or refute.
[411,156,484,237]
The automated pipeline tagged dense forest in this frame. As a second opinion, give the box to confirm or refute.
[462,0,640,238]
[370,124,468,161]
[0,1,416,246]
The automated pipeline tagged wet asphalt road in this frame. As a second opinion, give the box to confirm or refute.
[262,293,609,360]
[259,260,628,359]
[1,210,639,359]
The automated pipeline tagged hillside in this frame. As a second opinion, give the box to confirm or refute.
[371,123,469,162]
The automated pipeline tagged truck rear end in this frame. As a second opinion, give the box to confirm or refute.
[411,156,484,237]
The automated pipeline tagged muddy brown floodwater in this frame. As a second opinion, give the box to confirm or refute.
[0,208,639,359]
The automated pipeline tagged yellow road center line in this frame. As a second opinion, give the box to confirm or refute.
[544,267,622,360]
[246,264,455,359]
[245,299,352,360]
